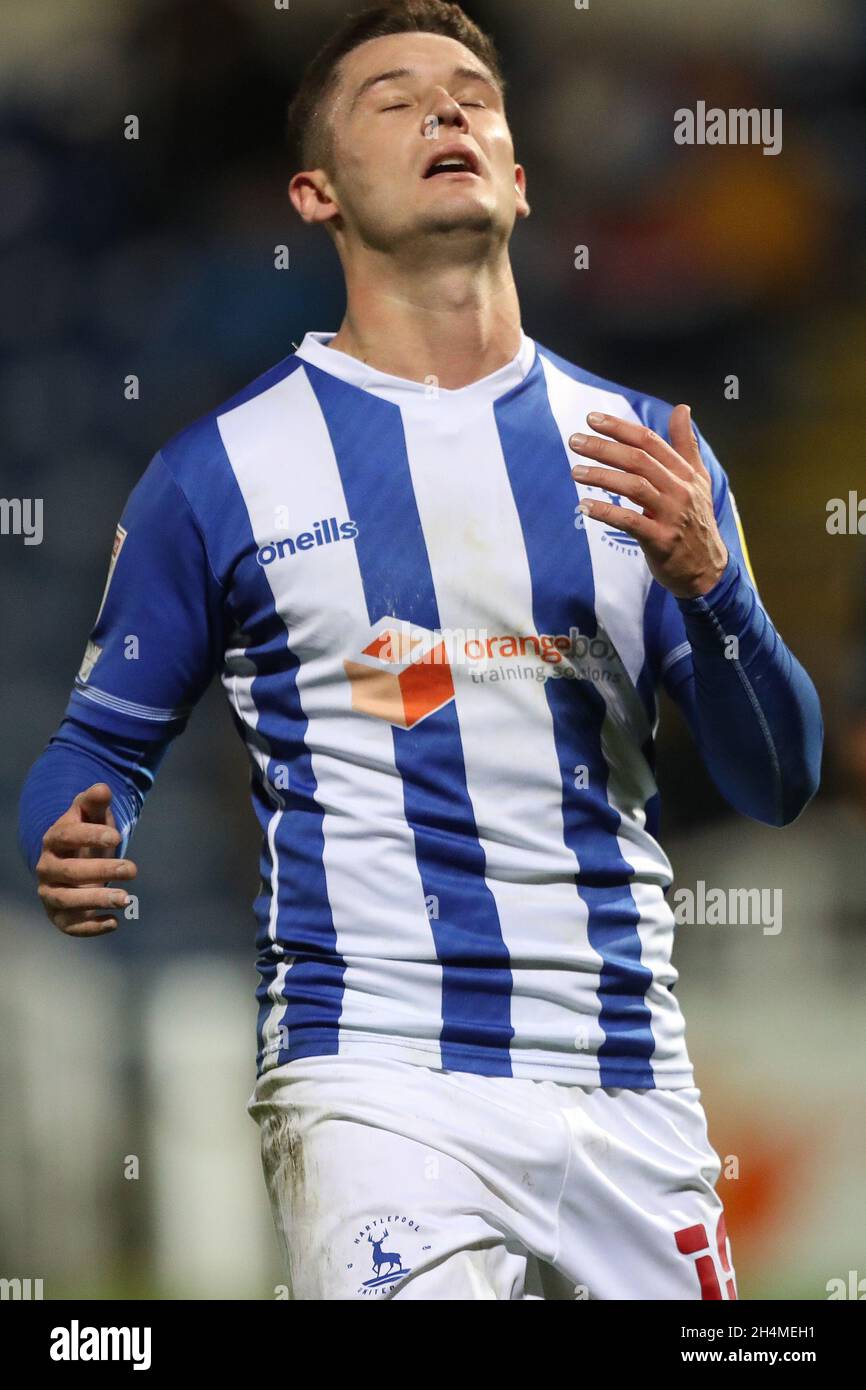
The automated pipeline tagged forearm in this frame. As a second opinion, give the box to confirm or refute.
[18,716,167,874]
[667,555,823,826]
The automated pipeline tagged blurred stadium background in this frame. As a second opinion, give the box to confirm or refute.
[2,0,864,1299]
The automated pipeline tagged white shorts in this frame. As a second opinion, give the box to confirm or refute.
[248,1054,737,1301]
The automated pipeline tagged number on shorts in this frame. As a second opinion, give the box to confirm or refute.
[674,1214,737,1300]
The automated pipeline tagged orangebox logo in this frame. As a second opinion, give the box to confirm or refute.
[344,618,455,729]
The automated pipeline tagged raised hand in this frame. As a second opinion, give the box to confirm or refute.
[568,404,729,599]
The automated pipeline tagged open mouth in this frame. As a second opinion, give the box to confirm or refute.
[422,150,480,179]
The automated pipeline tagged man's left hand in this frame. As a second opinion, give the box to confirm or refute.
[568,404,729,599]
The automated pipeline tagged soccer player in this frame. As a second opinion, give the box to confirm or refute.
[19,0,822,1300]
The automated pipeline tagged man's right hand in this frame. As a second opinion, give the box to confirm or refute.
[36,783,138,938]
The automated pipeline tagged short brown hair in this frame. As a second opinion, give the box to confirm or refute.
[287,0,506,173]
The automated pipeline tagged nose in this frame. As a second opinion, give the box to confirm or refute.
[423,86,470,137]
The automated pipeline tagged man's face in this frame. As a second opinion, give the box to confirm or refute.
[297,31,529,253]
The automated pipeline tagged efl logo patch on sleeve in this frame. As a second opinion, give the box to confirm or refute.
[77,640,103,685]
[94,523,127,625]
[77,523,127,683]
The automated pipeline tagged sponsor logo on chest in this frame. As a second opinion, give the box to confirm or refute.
[256,517,359,566]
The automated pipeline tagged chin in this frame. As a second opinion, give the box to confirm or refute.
[418,205,499,237]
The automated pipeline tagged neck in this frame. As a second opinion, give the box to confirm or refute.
[327,242,523,390]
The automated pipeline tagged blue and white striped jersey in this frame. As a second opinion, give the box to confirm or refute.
[63,331,763,1087]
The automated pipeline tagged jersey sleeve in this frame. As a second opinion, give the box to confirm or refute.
[644,424,822,826]
[64,450,225,743]
[649,424,762,687]
[17,715,170,875]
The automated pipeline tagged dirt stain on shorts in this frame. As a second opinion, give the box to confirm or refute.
[262,1106,317,1295]
[262,1107,307,1203]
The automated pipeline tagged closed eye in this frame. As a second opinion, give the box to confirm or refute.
[382,100,484,111]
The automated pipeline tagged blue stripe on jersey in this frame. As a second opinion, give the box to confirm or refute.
[303,363,515,1075]
[495,363,656,1087]
[164,403,346,1069]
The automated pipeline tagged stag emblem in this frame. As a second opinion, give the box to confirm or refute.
[367,1230,403,1280]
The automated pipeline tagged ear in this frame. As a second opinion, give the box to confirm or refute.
[289,169,341,228]
[514,163,531,220]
